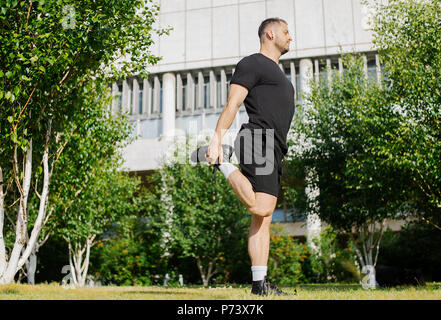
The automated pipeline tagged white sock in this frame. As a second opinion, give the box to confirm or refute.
[218,162,238,179]
[251,266,267,282]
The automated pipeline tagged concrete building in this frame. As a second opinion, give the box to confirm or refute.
[111,0,397,238]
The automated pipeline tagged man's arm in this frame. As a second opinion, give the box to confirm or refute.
[205,83,248,165]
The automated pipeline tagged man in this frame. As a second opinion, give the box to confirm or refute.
[193,18,295,295]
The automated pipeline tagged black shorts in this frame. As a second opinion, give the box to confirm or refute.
[234,124,284,197]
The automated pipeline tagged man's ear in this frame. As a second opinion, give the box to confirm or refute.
[266,30,274,41]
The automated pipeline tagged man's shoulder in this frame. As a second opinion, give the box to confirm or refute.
[237,53,260,65]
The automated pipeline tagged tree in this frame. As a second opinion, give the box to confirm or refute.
[45,79,140,287]
[368,0,441,227]
[0,0,168,284]
[59,167,140,287]
[150,142,251,286]
[286,55,405,287]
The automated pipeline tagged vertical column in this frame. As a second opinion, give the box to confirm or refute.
[290,62,296,101]
[111,82,118,116]
[299,58,321,253]
[186,72,195,112]
[326,58,332,85]
[122,79,129,113]
[375,53,382,84]
[132,78,139,115]
[314,59,319,83]
[197,71,204,109]
[299,58,313,103]
[220,69,227,107]
[362,55,368,79]
[153,75,161,114]
[176,74,183,113]
[143,78,151,117]
[279,63,284,72]
[162,72,176,139]
[209,70,216,110]
[338,57,343,75]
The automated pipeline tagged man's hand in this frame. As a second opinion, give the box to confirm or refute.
[205,137,223,165]
[204,83,248,165]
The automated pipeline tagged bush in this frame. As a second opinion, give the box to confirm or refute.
[378,221,441,282]
[308,226,359,283]
[91,215,167,286]
[267,223,309,286]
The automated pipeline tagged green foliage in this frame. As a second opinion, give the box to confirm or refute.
[287,54,403,233]
[148,143,251,285]
[267,223,309,286]
[308,227,359,283]
[91,215,167,286]
[0,0,167,282]
[369,0,441,222]
[379,222,441,281]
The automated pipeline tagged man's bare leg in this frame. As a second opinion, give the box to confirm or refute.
[226,169,277,270]
[227,170,277,217]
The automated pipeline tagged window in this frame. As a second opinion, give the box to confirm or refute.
[319,61,329,87]
[216,74,222,108]
[182,77,187,111]
[194,78,199,109]
[138,82,143,114]
[367,58,377,82]
[150,81,154,114]
[159,84,163,114]
[226,73,232,97]
[295,71,301,104]
[203,75,210,109]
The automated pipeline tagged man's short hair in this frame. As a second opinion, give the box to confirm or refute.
[258,17,287,41]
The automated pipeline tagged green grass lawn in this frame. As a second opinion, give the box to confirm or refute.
[1,283,441,300]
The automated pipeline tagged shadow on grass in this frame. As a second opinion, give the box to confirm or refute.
[295,284,361,291]
[120,290,200,296]
[294,283,440,292]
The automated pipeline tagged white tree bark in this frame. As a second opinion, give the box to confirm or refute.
[196,257,217,286]
[0,119,53,284]
[0,166,7,278]
[68,235,95,287]
[0,137,34,284]
[25,247,37,284]
[351,219,385,289]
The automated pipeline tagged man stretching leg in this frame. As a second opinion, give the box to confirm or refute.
[195,18,295,295]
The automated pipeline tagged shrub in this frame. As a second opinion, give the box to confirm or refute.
[308,226,359,283]
[91,215,167,286]
[267,223,309,286]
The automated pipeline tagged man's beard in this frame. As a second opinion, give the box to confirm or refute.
[277,42,289,55]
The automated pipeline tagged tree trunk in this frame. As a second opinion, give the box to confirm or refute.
[196,257,216,286]
[0,166,7,279]
[0,120,53,284]
[0,138,33,284]
[351,219,385,289]
[25,247,37,284]
[68,236,94,287]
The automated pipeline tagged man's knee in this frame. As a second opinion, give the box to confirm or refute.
[248,206,274,217]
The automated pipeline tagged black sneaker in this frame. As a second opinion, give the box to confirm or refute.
[190,144,234,164]
[190,144,234,184]
[251,276,295,296]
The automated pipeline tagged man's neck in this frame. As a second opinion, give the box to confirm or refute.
[259,49,281,65]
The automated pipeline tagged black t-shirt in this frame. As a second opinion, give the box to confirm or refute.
[230,53,295,155]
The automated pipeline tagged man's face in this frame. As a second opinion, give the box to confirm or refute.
[273,22,292,55]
